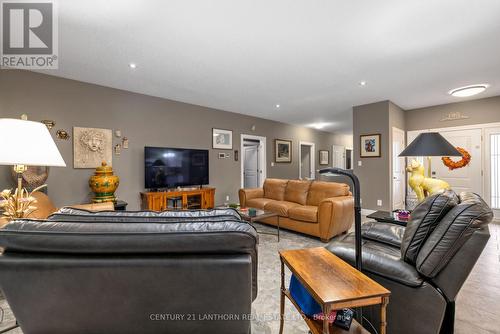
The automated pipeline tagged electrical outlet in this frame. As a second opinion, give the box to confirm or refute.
[358,161,362,166]
[360,198,363,204]
[377,200,382,207]
[271,162,275,167]
[225,195,230,201]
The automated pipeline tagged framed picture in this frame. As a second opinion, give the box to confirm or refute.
[275,139,292,163]
[212,128,233,150]
[360,134,381,158]
[319,150,329,165]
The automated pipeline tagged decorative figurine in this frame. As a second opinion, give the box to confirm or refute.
[407,159,450,202]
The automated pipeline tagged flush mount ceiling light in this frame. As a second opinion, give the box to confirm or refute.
[359,81,367,87]
[309,122,331,130]
[129,63,137,69]
[275,104,280,108]
[449,84,489,97]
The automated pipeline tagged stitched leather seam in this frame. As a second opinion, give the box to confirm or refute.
[402,194,441,260]
[416,204,473,273]
[413,196,454,258]
[429,211,489,277]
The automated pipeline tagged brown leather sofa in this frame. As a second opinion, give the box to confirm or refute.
[239,178,354,242]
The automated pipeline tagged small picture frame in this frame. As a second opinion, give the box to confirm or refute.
[319,150,329,165]
[360,134,381,158]
[275,139,292,163]
[212,128,233,150]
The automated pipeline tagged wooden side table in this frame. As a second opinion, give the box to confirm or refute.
[279,247,390,334]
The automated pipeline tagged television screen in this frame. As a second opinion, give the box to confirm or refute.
[145,147,209,189]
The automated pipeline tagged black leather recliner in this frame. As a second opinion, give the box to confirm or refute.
[0,208,258,334]
[327,191,493,334]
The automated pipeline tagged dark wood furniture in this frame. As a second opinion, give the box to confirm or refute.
[367,210,409,226]
[140,188,215,211]
[237,208,280,241]
[114,200,128,211]
[279,247,390,334]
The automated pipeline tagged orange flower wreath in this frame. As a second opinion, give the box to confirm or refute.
[442,147,471,170]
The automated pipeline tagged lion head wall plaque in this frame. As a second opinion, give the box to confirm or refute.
[73,127,112,168]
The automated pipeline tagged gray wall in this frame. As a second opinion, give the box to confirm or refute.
[353,101,391,211]
[406,95,500,131]
[0,71,351,210]
[353,100,406,211]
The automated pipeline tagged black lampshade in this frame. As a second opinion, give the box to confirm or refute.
[399,132,461,157]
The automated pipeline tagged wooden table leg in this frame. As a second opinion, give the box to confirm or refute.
[380,296,389,334]
[323,304,330,334]
[279,258,285,334]
[277,215,280,242]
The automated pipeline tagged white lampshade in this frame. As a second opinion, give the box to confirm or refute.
[0,118,66,167]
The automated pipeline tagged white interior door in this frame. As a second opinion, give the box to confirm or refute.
[243,145,259,188]
[392,127,406,210]
[430,129,482,195]
[485,127,500,218]
[332,145,345,168]
[299,142,315,180]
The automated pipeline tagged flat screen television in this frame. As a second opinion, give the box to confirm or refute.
[145,146,209,189]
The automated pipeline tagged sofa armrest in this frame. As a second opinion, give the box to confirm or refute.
[361,221,405,248]
[318,196,354,242]
[239,188,264,207]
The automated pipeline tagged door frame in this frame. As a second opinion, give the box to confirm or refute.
[391,127,406,210]
[299,141,315,179]
[484,127,500,218]
[240,134,267,188]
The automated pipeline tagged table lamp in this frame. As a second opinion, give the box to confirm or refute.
[0,118,66,219]
[399,132,461,177]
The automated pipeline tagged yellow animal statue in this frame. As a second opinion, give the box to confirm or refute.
[407,159,450,202]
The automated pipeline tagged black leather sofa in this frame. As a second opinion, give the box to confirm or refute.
[0,208,258,334]
[327,191,493,334]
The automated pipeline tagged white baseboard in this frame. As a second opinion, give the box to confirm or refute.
[361,209,376,216]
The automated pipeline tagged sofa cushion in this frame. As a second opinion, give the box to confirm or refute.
[362,221,405,248]
[401,190,459,264]
[263,179,288,201]
[307,181,350,206]
[284,180,312,205]
[288,206,318,223]
[264,201,301,217]
[327,233,423,287]
[246,198,276,210]
[416,192,493,278]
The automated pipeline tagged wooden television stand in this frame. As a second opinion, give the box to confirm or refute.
[140,187,215,211]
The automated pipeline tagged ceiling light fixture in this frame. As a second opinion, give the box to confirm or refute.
[275,104,280,108]
[449,84,488,97]
[129,63,137,69]
[310,122,331,130]
[359,81,367,86]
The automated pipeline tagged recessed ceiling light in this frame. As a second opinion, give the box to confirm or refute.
[449,84,488,97]
[275,104,280,108]
[129,63,137,69]
[359,81,367,86]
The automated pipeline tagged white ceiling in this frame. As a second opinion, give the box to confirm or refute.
[40,0,500,133]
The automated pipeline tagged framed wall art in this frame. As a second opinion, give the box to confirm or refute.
[275,139,292,163]
[360,134,381,158]
[319,150,329,165]
[73,127,113,168]
[212,128,233,150]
